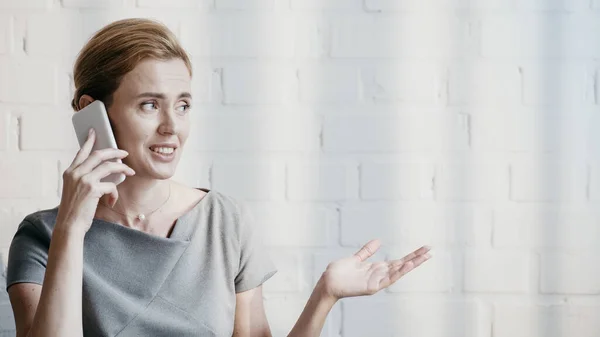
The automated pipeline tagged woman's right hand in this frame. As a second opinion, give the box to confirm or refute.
[55,128,136,235]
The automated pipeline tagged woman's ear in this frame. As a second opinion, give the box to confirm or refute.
[78,95,95,110]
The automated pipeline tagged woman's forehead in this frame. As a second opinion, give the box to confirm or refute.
[118,59,191,98]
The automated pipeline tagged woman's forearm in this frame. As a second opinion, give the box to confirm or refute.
[287,275,338,337]
[28,225,86,337]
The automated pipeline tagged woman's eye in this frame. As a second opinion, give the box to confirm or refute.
[141,102,157,110]
[176,104,191,113]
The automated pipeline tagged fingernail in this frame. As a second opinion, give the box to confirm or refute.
[88,128,93,136]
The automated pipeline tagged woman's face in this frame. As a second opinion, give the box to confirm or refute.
[107,58,192,180]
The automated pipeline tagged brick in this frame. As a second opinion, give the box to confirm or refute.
[386,248,454,293]
[367,0,578,11]
[298,66,359,104]
[26,12,85,59]
[79,11,181,41]
[212,160,286,200]
[222,65,296,105]
[180,14,295,57]
[360,162,435,200]
[0,249,7,271]
[170,152,210,188]
[471,108,591,153]
[287,161,358,201]
[482,15,600,59]
[137,0,212,8]
[0,199,56,249]
[62,0,124,7]
[331,16,475,58]
[510,161,588,201]
[290,0,361,10]
[215,0,275,9]
[360,64,443,103]
[588,164,600,201]
[21,111,77,151]
[0,0,51,9]
[190,63,215,103]
[597,69,600,105]
[540,252,600,294]
[0,15,12,55]
[587,113,600,156]
[262,249,307,293]
[464,249,534,293]
[186,112,320,152]
[436,163,509,201]
[323,113,470,153]
[0,158,57,198]
[0,59,56,104]
[494,304,600,337]
[494,206,599,249]
[343,298,490,337]
[0,208,21,250]
[0,302,15,333]
[522,63,595,107]
[341,203,492,247]
[364,0,469,12]
[265,295,341,337]
[448,63,521,105]
[294,20,330,58]
[517,0,578,11]
[247,202,336,247]
[0,113,6,151]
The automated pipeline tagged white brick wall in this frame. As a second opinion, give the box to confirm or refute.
[0,0,598,336]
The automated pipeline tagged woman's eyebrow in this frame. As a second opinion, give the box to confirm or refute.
[136,92,192,99]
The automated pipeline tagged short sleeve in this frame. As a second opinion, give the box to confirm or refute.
[234,203,277,293]
[5,219,49,291]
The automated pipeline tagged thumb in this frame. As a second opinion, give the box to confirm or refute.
[354,239,381,262]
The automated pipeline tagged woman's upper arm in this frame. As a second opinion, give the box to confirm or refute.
[233,285,272,337]
[8,283,42,337]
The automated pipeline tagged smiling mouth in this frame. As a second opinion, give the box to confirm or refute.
[149,146,177,155]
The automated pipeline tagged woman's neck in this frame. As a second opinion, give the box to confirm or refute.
[97,176,172,228]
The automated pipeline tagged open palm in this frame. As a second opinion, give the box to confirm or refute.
[322,240,431,299]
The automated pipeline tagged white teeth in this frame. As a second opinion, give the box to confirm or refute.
[151,147,175,154]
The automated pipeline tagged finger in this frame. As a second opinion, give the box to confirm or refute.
[390,252,432,282]
[389,245,431,268]
[70,128,96,168]
[76,148,130,174]
[354,239,381,262]
[95,183,118,207]
[86,161,135,182]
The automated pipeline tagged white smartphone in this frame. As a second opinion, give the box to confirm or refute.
[71,100,126,185]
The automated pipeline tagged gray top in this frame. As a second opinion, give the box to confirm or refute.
[6,189,277,337]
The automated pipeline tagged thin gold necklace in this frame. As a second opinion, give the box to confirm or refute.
[99,183,171,221]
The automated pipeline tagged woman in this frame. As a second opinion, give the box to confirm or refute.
[5,18,431,337]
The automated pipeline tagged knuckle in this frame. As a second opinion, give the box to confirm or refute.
[80,174,93,186]
[70,170,82,181]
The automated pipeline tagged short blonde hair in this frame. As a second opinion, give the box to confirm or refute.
[71,18,192,111]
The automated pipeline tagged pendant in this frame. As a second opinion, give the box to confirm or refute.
[137,214,146,221]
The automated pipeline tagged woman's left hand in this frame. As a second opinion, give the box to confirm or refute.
[320,239,432,300]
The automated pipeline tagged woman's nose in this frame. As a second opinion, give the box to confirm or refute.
[158,110,177,135]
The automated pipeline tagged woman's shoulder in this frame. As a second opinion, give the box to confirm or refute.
[173,181,244,215]
[15,207,60,240]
